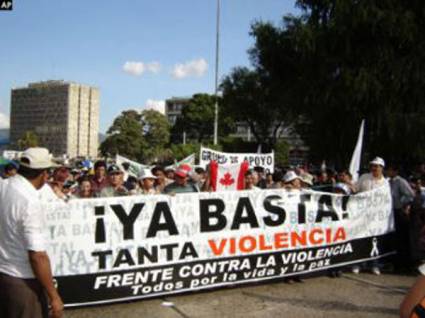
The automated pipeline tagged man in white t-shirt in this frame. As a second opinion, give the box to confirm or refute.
[353,156,388,276]
[356,157,388,192]
[0,148,63,318]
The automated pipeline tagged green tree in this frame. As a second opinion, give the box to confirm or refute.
[140,109,170,162]
[274,140,290,167]
[17,131,39,149]
[170,143,201,162]
[100,110,146,161]
[232,1,425,167]
[171,93,234,144]
[100,109,171,163]
[221,67,294,150]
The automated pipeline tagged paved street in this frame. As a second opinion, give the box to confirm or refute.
[64,273,416,318]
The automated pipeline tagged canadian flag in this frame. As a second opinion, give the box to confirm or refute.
[209,160,249,191]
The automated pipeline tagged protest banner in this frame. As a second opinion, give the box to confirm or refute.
[45,184,394,307]
[2,150,23,160]
[165,153,196,170]
[200,146,274,173]
[116,154,152,177]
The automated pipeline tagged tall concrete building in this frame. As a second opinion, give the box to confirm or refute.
[165,97,191,125]
[10,80,99,158]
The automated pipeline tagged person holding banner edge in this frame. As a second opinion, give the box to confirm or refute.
[353,156,388,275]
[0,148,63,318]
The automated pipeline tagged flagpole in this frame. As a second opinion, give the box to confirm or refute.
[213,0,220,145]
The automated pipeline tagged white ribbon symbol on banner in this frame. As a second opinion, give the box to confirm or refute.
[370,237,380,257]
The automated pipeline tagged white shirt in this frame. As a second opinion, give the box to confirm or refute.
[356,173,388,192]
[0,175,47,278]
[39,183,62,202]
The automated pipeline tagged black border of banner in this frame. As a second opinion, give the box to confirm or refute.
[58,232,395,307]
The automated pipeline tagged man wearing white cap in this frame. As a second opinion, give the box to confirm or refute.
[356,157,387,193]
[0,148,63,318]
[354,156,388,276]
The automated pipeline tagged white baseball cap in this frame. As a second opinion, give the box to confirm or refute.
[19,147,56,169]
[138,169,158,180]
[283,171,300,183]
[370,157,385,167]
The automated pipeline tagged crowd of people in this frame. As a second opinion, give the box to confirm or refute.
[3,152,423,200]
[1,147,425,317]
[2,150,425,272]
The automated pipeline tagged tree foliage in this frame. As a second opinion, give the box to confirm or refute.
[274,140,290,167]
[171,93,234,144]
[221,67,294,150]
[223,0,425,167]
[100,109,170,162]
[141,109,171,161]
[100,110,146,160]
[17,131,39,149]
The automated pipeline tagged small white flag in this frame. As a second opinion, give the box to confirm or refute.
[349,119,365,183]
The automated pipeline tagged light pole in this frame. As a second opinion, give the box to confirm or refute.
[213,0,220,145]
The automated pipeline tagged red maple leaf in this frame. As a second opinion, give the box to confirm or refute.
[219,172,235,187]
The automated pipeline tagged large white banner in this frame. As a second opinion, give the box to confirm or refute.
[45,184,394,307]
[200,146,275,173]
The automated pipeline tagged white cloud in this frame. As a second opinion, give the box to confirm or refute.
[144,99,165,114]
[0,112,9,129]
[123,61,145,76]
[123,61,162,76]
[146,62,161,74]
[171,58,208,79]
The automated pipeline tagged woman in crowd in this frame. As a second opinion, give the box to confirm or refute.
[244,170,261,190]
[74,176,94,199]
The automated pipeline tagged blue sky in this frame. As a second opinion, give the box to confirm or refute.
[0,0,297,132]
